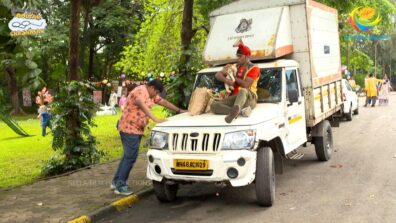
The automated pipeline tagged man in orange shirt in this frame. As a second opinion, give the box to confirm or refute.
[211,42,260,123]
[112,79,186,195]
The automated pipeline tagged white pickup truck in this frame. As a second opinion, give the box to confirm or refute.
[147,0,343,206]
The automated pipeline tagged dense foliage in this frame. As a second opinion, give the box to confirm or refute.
[0,0,144,114]
[115,0,234,106]
[42,81,101,176]
[318,0,396,86]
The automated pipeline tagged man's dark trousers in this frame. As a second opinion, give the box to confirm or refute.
[112,132,142,187]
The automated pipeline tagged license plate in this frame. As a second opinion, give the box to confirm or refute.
[173,159,209,170]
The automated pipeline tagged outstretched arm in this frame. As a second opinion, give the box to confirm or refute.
[375,78,385,84]
[157,99,187,113]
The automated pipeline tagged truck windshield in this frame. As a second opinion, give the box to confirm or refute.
[194,68,282,103]
[194,72,226,92]
[257,68,282,103]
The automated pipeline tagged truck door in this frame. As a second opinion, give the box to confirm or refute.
[285,68,307,149]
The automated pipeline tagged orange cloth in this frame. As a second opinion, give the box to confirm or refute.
[118,85,162,135]
[232,66,260,96]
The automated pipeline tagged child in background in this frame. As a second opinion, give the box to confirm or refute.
[37,102,51,136]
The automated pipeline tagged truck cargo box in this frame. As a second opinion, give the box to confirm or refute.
[205,0,342,127]
[203,6,293,63]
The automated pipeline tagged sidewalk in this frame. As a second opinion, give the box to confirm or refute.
[0,154,151,223]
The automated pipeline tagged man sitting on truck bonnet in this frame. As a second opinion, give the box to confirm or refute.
[211,42,260,123]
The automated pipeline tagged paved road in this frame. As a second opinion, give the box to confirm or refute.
[99,94,396,223]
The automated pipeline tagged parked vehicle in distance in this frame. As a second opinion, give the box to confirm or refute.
[342,79,359,121]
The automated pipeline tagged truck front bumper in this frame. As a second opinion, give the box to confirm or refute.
[146,149,257,187]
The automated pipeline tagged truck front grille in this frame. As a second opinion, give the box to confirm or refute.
[171,132,222,153]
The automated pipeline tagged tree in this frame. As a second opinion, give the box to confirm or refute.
[115,0,185,78]
[43,81,101,175]
[79,0,101,79]
[115,0,235,106]
[179,0,194,76]
[0,0,44,114]
[40,0,106,175]
[317,0,396,75]
[171,0,236,106]
[88,0,144,80]
[68,0,81,81]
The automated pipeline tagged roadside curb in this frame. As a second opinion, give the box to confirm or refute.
[67,187,153,223]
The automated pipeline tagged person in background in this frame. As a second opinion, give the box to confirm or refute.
[379,75,393,106]
[111,79,187,195]
[119,93,127,112]
[109,90,118,115]
[364,75,371,106]
[37,102,51,136]
[364,74,384,107]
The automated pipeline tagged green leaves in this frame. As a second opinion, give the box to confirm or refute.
[317,0,396,35]
[318,0,396,79]
[115,0,184,78]
[25,60,38,69]
[42,81,101,176]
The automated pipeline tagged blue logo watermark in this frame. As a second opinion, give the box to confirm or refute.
[343,35,389,40]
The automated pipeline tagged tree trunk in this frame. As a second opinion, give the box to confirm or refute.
[346,40,349,71]
[41,53,49,84]
[175,0,194,107]
[374,41,378,77]
[4,66,24,115]
[179,0,194,76]
[67,0,82,160]
[88,41,95,80]
[79,5,91,77]
[68,0,81,81]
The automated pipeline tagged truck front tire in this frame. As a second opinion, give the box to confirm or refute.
[153,180,178,202]
[345,104,352,121]
[255,147,275,207]
[314,120,333,161]
[353,106,359,115]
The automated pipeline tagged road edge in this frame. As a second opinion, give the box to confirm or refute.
[67,187,154,223]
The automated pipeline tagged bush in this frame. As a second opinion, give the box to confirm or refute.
[42,81,103,176]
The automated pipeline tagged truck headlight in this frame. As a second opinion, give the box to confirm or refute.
[150,131,168,149]
[222,130,256,150]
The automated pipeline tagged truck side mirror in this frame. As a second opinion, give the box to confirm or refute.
[288,89,299,103]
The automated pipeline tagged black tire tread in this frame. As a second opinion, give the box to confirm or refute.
[314,121,333,161]
[255,147,275,207]
[345,105,352,121]
[153,180,178,202]
[353,107,359,115]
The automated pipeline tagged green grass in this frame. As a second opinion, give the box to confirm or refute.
[0,106,166,189]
